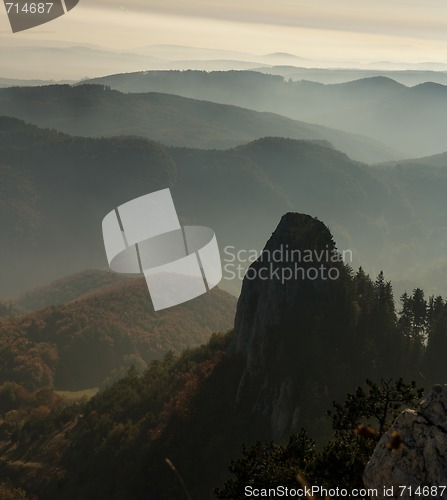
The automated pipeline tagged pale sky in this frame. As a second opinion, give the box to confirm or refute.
[1,0,447,78]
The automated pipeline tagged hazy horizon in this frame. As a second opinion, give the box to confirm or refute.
[1,1,447,79]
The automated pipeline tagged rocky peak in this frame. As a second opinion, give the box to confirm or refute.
[229,212,349,440]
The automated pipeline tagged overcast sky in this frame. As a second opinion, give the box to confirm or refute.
[1,0,447,78]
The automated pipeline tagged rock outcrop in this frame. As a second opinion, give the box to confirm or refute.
[229,212,350,440]
[363,384,447,499]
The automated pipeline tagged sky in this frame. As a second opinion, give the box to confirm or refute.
[1,0,447,79]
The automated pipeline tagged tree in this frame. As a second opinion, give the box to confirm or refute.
[352,270,403,379]
[313,378,424,491]
[329,378,423,435]
[216,378,424,497]
[0,484,30,500]
[398,289,428,372]
[425,297,447,384]
[215,430,316,499]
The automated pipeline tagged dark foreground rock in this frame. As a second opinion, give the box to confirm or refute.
[364,384,447,499]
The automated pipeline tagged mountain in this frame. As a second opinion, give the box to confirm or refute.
[168,137,421,289]
[0,43,167,80]
[0,83,397,162]
[82,70,447,158]
[252,67,447,87]
[0,271,236,391]
[4,41,447,82]
[0,116,176,295]
[229,213,354,440]
[0,77,74,87]
[371,152,447,296]
[260,52,306,65]
[0,117,292,295]
[3,117,447,299]
[14,269,132,312]
[0,43,312,80]
[1,213,436,500]
[378,149,447,168]
[154,59,269,71]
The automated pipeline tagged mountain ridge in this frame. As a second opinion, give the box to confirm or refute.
[80,70,447,158]
[0,84,398,162]
[4,118,447,301]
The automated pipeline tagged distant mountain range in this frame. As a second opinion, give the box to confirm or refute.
[252,67,447,86]
[3,41,447,80]
[0,84,397,162]
[2,117,447,298]
[2,44,447,500]
[83,70,447,158]
[4,64,447,88]
[0,77,74,88]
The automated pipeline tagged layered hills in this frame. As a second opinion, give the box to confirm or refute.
[252,66,447,86]
[0,84,397,162]
[0,116,176,294]
[2,117,447,298]
[84,70,447,158]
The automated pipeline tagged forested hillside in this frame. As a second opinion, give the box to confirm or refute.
[0,215,443,499]
[0,272,236,391]
[15,269,131,312]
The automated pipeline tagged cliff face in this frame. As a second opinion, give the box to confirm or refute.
[229,212,352,440]
[364,385,447,499]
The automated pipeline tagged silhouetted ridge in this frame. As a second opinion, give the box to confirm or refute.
[410,81,447,95]
[0,81,398,162]
[230,213,350,439]
[234,136,336,153]
[336,76,405,89]
[263,212,336,252]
